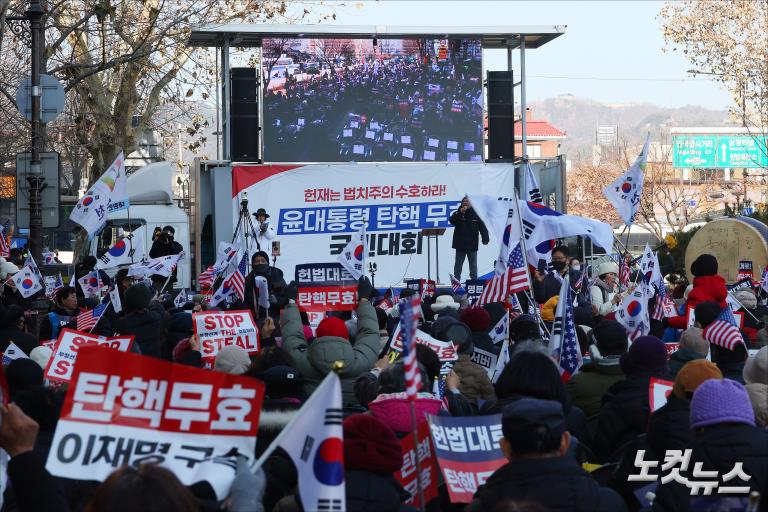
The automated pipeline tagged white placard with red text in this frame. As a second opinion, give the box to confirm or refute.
[44,328,134,383]
[232,163,516,286]
[389,323,458,363]
[193,310,260,365]
[649,377,675,412]
[45,347,265,499]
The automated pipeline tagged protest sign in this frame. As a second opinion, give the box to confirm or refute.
[405,279,436,297]
[295,263,355,285]
[470,347,498,379]
[46,346,265,499]
[297,285,358,312]
[664,343,679,359]
[389,323,458,363]
[428,414,506,503]
[465,279,486,303]
[726,278,753,294]
[44,328,134,383]
[649,377,674,412]
[394,421,439,508]
[737,260,753,282]
[193,310,260,365]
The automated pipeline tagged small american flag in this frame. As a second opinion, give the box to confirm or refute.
[436,378,449,411]
[224,254,248,301]
[703,319,744,351]
[478,243,529,305]
[398,295,422,401]
[716,305,739,328]
[449,274,465,295]
[198,265,217,289]
[651,281,676,321]
[76,303,108,331]
[0,220,9,258]
[551,286,582,381]
[616,254,631,287]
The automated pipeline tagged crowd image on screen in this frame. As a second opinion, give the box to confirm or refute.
[262,38,484,163]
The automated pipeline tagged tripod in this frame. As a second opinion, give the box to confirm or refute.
[232,191,264,267]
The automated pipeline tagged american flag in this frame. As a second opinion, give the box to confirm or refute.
[616,254,631,287]
[398,295,422,401]
[478,243,529,305]
[549,281,582,381]
[198,265,217,289]
[223,254,247,301]
[76,303,108,331]
[449,274,465,295]
[716,305,739,328]
[702,319,744,351]
[0,220,9,258]
[435,378,450,411]
[651,281,676,321]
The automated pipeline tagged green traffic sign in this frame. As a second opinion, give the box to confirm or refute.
[673,135,768,168]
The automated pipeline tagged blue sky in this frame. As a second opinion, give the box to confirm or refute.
[303,0,733,109]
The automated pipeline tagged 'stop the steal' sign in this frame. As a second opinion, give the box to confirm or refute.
[193,310,260,365]
[44,328,134,383]
[45,347,265,499]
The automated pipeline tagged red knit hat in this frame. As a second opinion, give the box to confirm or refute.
[460,306,491,332]
[316,317,349,340]
[343,414,402,473]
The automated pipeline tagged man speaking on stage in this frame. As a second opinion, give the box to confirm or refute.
[449,196,489,281]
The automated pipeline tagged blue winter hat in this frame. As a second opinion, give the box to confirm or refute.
[690,378,755,429]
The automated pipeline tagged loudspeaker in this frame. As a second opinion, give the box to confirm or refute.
[487,71,515,161]
[230,67,260,161]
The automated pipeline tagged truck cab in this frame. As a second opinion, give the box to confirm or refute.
[90,161,191,288]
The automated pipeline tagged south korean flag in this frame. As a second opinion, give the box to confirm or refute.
[337,225,365,280]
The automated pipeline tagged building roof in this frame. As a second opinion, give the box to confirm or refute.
[187,24,566,48]
[515,120,566,140]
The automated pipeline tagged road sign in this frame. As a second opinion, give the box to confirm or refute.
[673,134,768,169]
[15,74,66,123]
[15,152,60,229]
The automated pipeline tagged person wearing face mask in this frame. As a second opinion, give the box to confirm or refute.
[244,251,286,317]
[532,245,579,304]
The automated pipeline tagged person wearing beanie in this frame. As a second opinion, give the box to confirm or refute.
[0,305,38,355]
[460,305,499,355]
[114,284,166,359]
[652,379,768,512]
[593,335,669,462]
[214,345,251,375]
[341,414,415,511]
[665,253,727,330]
[29,346,52,371]
[647,359,723,456]
[590,261,623,316]
[743,346,768,427]
[466,398,627,512]
[566,320,628,418]
[668,327,708,377]
[734,288,764,342]
[280,277,382,406]
[253,365,305,457]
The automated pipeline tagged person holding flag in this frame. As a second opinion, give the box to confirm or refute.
[665,253,728,330]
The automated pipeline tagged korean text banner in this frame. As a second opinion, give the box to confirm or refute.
[395,421,439,508]
[428,414,506,503]
[46,347,265,499]
[233,163,516,286]
[44,328,134,383]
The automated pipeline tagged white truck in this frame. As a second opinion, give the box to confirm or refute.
[90,161,191,288]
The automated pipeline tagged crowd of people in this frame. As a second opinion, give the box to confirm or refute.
[262,50,483,162]
[0,238,765,511]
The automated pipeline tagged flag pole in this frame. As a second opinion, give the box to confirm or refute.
[409,401,426,512]
[726,291,761,324]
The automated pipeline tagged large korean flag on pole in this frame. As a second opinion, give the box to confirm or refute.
[338,225,365,280]
[603,134,650,226]
[70,152,129,238]
[96,230,146,269]
[257,372,345,512]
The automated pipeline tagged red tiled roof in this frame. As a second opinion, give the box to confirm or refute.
[514,120,566,139]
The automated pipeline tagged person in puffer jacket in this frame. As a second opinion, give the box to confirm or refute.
[666,254,727,330]
[280,277,381,406]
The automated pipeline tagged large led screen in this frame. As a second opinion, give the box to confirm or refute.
[262,38,483,162]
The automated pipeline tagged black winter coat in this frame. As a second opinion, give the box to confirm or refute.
[646,394,692,456]
[0,327,38,355]
[244,267,286,316]
[593,373,657,462]
[346,470,417,512]
[448,208,488,251]
[466,456,627,512]
[114,302,166,358]
[652,424,768,512]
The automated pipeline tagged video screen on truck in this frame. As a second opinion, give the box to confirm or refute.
[261,37,483,163]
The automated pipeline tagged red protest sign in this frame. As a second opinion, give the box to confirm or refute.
[395,421,439,508]
[193,310,259,365]
[44,328,134,383]
[297,285,358,312]
[664,343,679,358]
[649,377,674,412]
[45,346,265,500]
